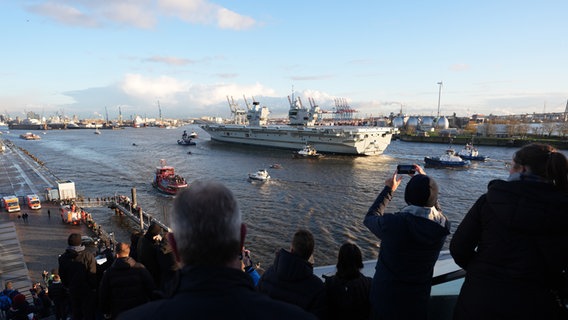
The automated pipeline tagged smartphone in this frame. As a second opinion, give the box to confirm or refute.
[397,164,416,174]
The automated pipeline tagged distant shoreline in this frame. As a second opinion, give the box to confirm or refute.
[396,134,568,150]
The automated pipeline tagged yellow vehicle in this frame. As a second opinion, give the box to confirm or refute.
[2,196,21,213]
[26,194,41,210]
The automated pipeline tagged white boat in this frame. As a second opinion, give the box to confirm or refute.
[293,144,322,159]
[200,95,396,156]
[248,169,270,181]
[19,132,41,140]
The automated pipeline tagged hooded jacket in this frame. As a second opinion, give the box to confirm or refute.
[258,249,326,318]
[58,246,97,293]
[364,186,450,319]
[450,178,568,319]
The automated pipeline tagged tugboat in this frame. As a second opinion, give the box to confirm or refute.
[152,159,188,195]
[457,142,488,161]
[293,144,322,159]
[424,149,471,168]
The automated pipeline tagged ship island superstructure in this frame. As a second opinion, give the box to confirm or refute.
[200,95,396,156]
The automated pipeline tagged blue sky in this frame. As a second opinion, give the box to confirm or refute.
[1,0,567,120]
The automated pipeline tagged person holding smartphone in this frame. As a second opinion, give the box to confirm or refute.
[364,164,450,319]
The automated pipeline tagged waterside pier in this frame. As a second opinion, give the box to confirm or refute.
[0,140,169,310]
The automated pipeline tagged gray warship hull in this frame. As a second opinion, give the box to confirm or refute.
[201,124,395,156]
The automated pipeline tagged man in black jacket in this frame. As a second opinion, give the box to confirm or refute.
[58,233,97,320]
[257,229,327,319]
[99,242,155,319]
[118,180,315,320]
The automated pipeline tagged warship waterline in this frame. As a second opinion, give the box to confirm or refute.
[201,95,397,156]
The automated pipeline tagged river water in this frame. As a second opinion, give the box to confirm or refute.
[4,126,555,267]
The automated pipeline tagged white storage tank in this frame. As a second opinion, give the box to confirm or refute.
[436,116,449,129]
[422,116,434,127]
[406,117,419,128]
[392,117,405,128]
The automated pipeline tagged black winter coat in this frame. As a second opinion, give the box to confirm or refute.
[99,257,155,319]
[450,179,568,319]
[324,272,372,320]
[117,265,316,320]
[136,236,161,286]
[364,186,450,320]
[47,281,67,305]
[58,247,97,294]
[257,249,326,318]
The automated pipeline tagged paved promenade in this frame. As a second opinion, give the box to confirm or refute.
[0,140,91,319]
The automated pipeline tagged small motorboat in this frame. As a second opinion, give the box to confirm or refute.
[424,149,470,168]
[178,130,196,146]
[270,163,283,169]
[248,169,270,181]
[20,132,41,140]
[293,145,322,159]
[457,142,488,161]
[177,137,196,146]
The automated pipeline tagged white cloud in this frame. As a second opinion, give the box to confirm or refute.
[121,74,189,105]
[159,0,256,30]
[144,56,195,66]
[105,74,276,116]
[26,2,99,28]
[24,0,256,30]
[101,2,157,29]
[450,63,470,72]
[217,8,256,30]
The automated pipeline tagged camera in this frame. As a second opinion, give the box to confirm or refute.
[397,164,416,174]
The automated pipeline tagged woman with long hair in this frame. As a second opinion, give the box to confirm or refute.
[451,143,568,319]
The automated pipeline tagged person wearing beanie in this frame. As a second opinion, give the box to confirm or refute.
[363,164,450,320]
[58,233,97,320]
[7,293,34,320]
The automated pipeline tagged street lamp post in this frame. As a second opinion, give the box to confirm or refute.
[437,81,443,118]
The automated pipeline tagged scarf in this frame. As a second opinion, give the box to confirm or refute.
[399,205,447,228]
[67,245,85,252]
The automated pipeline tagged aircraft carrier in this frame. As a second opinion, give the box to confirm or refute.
[201,95,396,156]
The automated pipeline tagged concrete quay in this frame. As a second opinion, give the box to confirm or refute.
[0,141,92,313]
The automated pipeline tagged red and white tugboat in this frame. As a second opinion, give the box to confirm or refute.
[152,159,188,195]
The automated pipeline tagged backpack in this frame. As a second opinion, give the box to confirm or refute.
[0,293,11,311]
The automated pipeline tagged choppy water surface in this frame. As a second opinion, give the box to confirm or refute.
[4,126,545,267]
